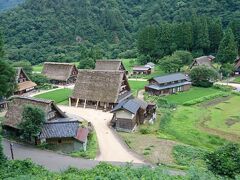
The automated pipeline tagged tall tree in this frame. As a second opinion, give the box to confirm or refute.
[208,18,223,53]
[229,20,240,54]
[0,31,3,58]
[217,28,238,64]
[12,60,33,76]
[0,60,16,97]
[19,105,45,140]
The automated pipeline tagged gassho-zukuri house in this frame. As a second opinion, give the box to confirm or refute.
[69,70,132,110]
[2,96,88,152]
[95,59,127,73]
[145,73,192,95]
[42,62,78,85]
[189,55,215,69]
[15,67,37,95]
[111,98,156,132]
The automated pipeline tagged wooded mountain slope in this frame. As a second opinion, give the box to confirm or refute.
[0,0,239,64]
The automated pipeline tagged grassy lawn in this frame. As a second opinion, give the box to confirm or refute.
[164,87,222,105]
[33,64,43,73]
[233,76,240,83]
[128,80,148,96]
[34,88,73,104]
[206,96,240,136]
[122,58,138,72]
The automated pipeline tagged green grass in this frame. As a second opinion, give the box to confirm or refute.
[233,76,240,83]
[159,106,227,150]
[207,96,240,136]
[122,58,138,72]
[164,87,222,105]
[34,88,73,104]
[128,80,148,96]
[71,132,98,159]
[32,64,43,73]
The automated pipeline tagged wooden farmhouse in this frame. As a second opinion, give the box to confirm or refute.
[42,62,78,85]
[70,70,132,110]
[111,98,156,132]
[145,73,191,95]
[133,66,151,75]
[15,67,37,95]
[2,96,88,152]
[234,57,240,75]
[190,55,215,69]
[95,59,127,72]
[144,62,155,72]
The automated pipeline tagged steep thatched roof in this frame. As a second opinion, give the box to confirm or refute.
[15,67,36,92]
[190,56,215,69]
[95,60,125,71]
[72,70,131,103]
[42,62,77,81]
[3,96,66,129]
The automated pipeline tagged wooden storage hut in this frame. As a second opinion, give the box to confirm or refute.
[234,57,240,75]
[95,59,127,73]
[42,62,78,85]
[190,55,215,69]
[15,67,37,95]
[133,66,151,75]
[40,120,89,152]
[111,98,155,132]
[145,73,191,95]
[70,70,132,110]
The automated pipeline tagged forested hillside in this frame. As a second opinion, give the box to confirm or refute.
[0,0,23,12]
[0,0,239,64]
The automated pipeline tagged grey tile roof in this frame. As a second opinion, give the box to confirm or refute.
[111,98,148,114]
[133,66,151,71]
[40,119,80,139]
[146,81,192,91]
[152,73,188,84]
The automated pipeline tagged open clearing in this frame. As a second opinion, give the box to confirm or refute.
[128,80,148,96]
[34,88,72,104]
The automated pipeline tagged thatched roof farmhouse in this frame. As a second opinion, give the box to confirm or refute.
[190,55,215,69]
[42,62,78,84]
[70,70,132,110]
[95,59,126,72]
[15,67,37,95]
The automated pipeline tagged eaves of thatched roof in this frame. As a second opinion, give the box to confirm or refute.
[95,59,125,71]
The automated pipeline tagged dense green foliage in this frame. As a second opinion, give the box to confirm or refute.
[0,135,6,165]
[189,66,219,87]
[19,105,45,139]
[0,0,240,64]
[205,143,240,178]
[30,73,49,86]
[0,159,226,179]
[0,60,16,97]
[12,60,33,76]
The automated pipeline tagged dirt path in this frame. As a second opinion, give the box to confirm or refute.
[58,106,145,163]
[137,89,145,101]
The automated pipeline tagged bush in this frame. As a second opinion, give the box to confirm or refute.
[190,66,219,87]
[139,127,151,134]
[0,136,6,165]
[159,110,172,131]
[157,98,176,109]
[173,145,207,167]
[205,143,240,178]
[213,84,234,92]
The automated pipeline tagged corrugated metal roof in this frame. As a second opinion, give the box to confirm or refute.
[146,81,192,90]
[133,66,150,71]
[152,73,188,84]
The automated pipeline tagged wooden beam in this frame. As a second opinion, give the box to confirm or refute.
[84,99,87,109]
[75,98,79,107]
[69,98,71,107]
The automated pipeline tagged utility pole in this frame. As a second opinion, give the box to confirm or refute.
[10,142,14,160]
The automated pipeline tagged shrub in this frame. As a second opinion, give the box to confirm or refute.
[0,135,6,165]
[139,127,151,134]
[213,84,234,92]
[159,110,172,131]
[205,143,240,178]
[157,98,176,109]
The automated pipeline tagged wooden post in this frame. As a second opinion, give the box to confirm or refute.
[75,98,79,107]
[96,101,99,110]
[84,99,87,108]
[69,98,71,107]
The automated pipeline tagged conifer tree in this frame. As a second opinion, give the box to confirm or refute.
[209,18,223,53]
[217,28,238,64]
